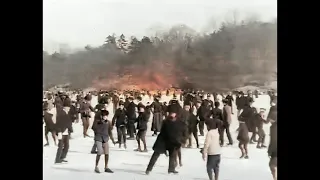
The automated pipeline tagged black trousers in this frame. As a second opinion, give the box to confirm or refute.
[188,128,199,147]
[55,135,69,163]
[207,154,221,180]
[127,119,136,138]
[146,148,178,172]
[117,126,127,144]
[199,120,205,135]
[257,127,266,144]
[219,124,233,145]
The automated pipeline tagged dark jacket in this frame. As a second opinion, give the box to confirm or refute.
[236,96,246,110]
[188,113,198,132]
[222,105,232,125]
[80,101,94,117]
[92,116,109,143]
[126,102,137,120]
[161,118,188,150]
[211,107,223,121]
[43,111,55,131]
[136,112,149,131]
[268,122,277,157]
[197,105,210,121]
[180,109,191,126]
[225,95,234,107]
[112,108,127,128]
[55,107,75,133]
[151,101,162,113]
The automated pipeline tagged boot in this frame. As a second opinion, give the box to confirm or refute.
[105,168,114,173]
[94,167,100,173]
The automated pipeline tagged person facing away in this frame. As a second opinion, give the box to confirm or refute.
[202,119,221,180]
[221,100,233,146]
[145,105,187,175]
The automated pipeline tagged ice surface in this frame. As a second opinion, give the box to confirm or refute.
[43,95,273,180]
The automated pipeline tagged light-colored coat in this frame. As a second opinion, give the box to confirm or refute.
[203,129,221,156]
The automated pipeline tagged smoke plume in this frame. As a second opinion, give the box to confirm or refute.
[43,19,277,91]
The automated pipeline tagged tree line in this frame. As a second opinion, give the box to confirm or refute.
[43,19,277,91]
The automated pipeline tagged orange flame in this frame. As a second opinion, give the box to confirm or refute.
[91,61,180,91]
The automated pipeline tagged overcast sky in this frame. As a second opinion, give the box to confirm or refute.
[43,0,277,53]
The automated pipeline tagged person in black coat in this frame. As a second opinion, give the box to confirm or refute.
[145,105,187,175]
[197,100,210,136]
[126,97,137,139]
[134,106,149,152]
[54,99,76,164]
[112,101,128,149]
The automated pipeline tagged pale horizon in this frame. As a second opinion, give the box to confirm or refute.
[43,0,277,53]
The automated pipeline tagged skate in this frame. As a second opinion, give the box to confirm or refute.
[168,170,179,174]
[239,154,245,159]
[196,145,200,149]
[244,155,249,159]
[91,151,97,154]
[227,143,233,146]
[127,137,135,140]
[44,143,49,147]
[134,148,141,152]
[94,167,100,173]
[61,159,68,163]
[55,160,62,164]
[261,144,267,148]
[124,144,127,149]
[145,170,150,175]
[105,168,114,173]
[142,149,148,152]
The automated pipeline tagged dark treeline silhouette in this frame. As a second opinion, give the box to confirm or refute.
[43,19,277,91]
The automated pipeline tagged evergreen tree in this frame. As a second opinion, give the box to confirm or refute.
[117,34,128,52]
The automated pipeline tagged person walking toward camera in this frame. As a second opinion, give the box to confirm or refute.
[92,110,114,173]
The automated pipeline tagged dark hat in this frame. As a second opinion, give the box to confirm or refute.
[101,110,109,116]
[43,101,49,110]
[119,100,125,106]
[168,104,179,114]
[63,98,72,107]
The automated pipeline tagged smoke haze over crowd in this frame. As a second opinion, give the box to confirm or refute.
[43,0,277,91]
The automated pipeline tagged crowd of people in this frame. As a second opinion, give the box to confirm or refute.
[43,88,277,180]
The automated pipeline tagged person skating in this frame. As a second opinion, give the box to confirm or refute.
[221,100,233,146]
[126,97,137,140]
[43,101,57,146]
[112,101,128,149]
[79,95,94,138]
[92,110,114,173]
[202,120,221,180]
[145,106,187,175]
[267,100,277,180]
[150,96,163,136]
[54,99,75,164]
[134,106,149,152]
